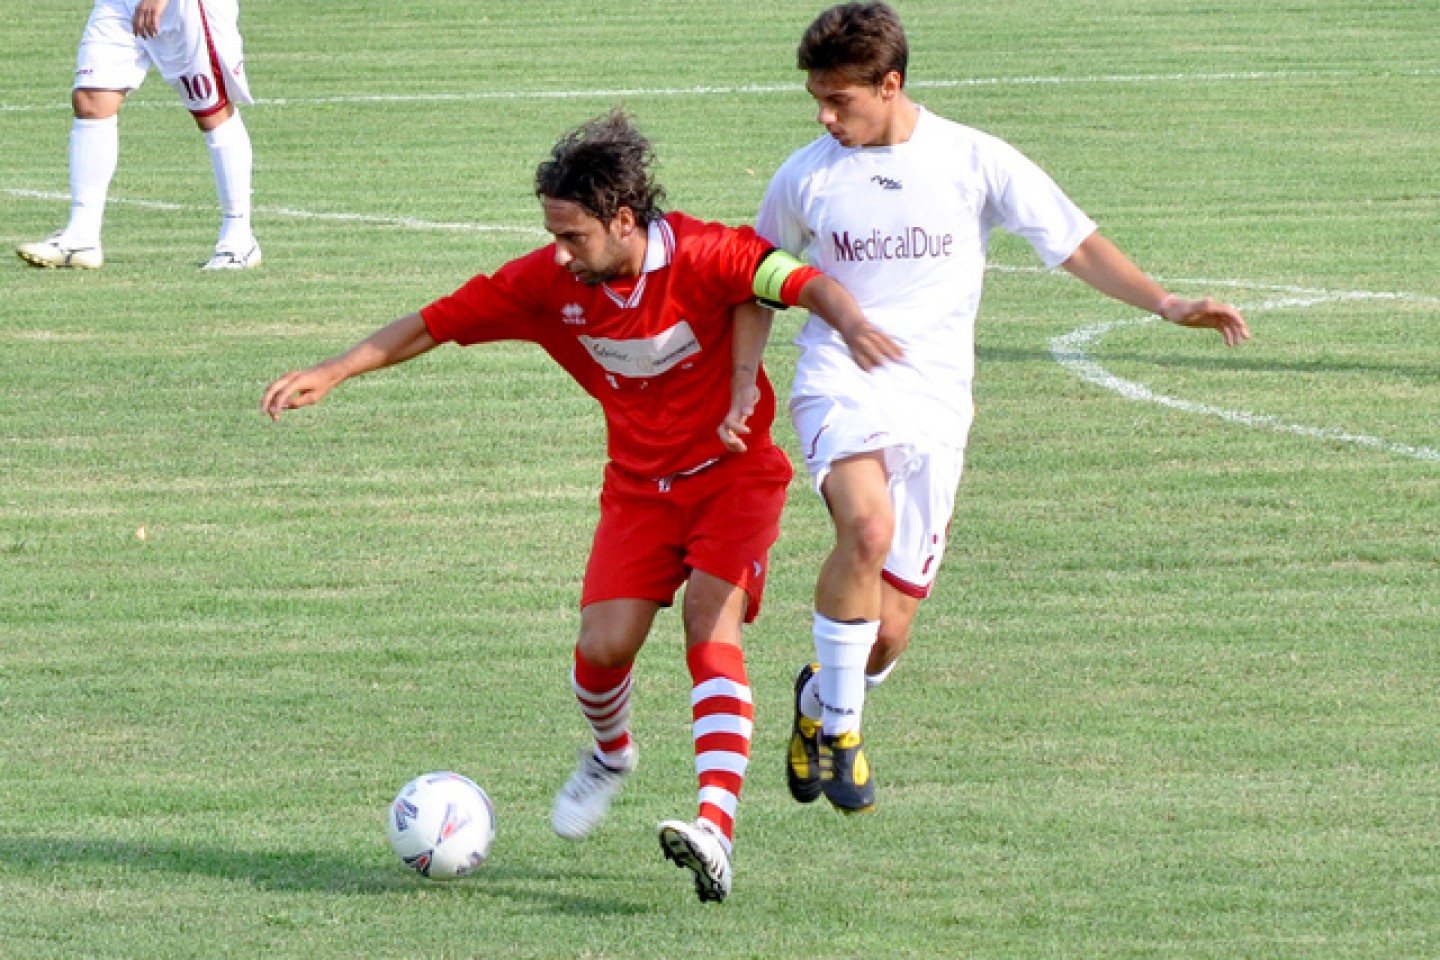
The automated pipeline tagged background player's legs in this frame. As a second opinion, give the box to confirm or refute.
[151,0,259,267]
[18,0,157,268]
[195,104,259,264]
[17,89,124,269]
[63,89,125,250]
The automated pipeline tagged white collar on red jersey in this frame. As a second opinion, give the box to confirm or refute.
[638,216,676,275]
[602,216,676,309]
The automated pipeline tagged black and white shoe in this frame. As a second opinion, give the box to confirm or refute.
[202,241,262,270]
[17,233,103,270]
[658,818,733,903]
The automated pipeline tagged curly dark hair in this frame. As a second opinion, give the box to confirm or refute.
[534,109,666,226]
[797,2,909,87]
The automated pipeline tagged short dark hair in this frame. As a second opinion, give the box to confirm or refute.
[534,109,666,226]
[797,2,909,87]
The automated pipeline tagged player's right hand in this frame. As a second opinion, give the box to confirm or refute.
[131,0,172,39]
[717,384,760,453]
[261,367,340,422]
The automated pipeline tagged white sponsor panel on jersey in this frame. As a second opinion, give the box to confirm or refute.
[579,321,700,379]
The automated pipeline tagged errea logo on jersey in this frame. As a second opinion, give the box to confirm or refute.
[870,175,903,190]
[561,303,586,325]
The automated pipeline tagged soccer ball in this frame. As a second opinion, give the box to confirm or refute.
[387,771,496,880]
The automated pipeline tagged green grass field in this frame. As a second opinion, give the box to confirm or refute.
[2,2,1437,957]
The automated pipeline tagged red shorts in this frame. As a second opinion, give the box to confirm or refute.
[581,443,793,623]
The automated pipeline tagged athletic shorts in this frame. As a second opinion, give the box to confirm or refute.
[75,0,252,117]
[791,394,965,599]
[581,444,793,622]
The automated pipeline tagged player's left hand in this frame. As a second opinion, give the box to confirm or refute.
[1162,296,1251,347]
[718,385,760,452]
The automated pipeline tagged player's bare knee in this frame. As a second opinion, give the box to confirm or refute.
[72,88,123,120]
[837,511,894,569]
[574,633,637,671]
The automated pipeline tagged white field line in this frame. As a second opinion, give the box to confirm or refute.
[2,187,547,235]
[1050,293,1440,463]
[7,185,1435,463]
[4,67,1440,113]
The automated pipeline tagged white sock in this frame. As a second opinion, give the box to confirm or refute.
[800,655,898,723]
[62,116,119,248]
[206,112,254,251]
[813,613,877,736]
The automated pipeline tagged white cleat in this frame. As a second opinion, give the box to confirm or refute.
[658,818,733,903]
[202,241,261,270]
[551,745,636,840]
[17,233,103,270]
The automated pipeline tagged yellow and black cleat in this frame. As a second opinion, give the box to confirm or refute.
[818,730,876,814]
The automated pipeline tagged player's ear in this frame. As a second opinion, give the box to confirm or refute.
[879,70,904,100]
[613,206,638,238]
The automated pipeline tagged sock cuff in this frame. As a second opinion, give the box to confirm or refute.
[814,615,875,674]
[813,613,879,647]
[205,112,247,147]
[572,648,632,695]
[686,640,747,683]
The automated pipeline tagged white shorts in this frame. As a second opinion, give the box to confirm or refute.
[790,394,965,599]
[75,0,252,117]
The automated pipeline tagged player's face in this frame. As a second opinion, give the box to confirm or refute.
[543,197,635,285]
[806,69,905,148]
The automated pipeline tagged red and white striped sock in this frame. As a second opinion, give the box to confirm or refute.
[687,642,753,854]
[571,650,634,769]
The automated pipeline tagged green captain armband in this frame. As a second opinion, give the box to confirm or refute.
[752,249,808,310]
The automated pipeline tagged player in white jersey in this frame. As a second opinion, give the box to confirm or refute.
[16,0,260,271]
[756,3,1251,814]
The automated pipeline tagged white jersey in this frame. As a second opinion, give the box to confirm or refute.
[757,107,1096,450]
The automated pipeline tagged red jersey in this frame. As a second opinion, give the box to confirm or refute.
[421,212,784,479]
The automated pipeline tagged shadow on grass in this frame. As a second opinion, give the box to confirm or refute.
[0,837,650,915]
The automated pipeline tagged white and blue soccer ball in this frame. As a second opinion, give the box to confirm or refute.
[387,771,496,880]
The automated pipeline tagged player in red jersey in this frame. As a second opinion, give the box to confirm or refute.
[261,109,888,904]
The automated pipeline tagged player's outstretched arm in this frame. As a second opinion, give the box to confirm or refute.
[1061,232,1251,346]
[718,301,773,453]
[261,312,439,422]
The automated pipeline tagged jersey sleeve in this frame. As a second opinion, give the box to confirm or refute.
[419,248,551,346]
[755,157,812,258]
[668,213,782,307]
[981,136,1097,269]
